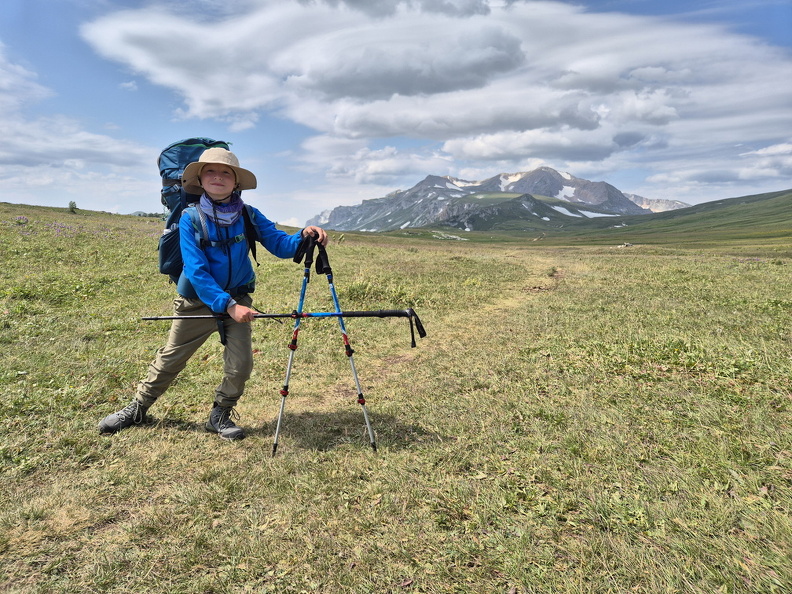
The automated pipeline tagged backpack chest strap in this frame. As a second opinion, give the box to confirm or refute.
[200,233,246,249]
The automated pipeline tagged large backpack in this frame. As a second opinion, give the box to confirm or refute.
[157,138,258,283]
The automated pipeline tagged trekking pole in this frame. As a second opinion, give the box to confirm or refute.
[313,242,378,451]
[270,234,314,457]
[142,309,426,345]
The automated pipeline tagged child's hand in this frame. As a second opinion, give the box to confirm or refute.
[303,226,329,246]
[227,303,256,323]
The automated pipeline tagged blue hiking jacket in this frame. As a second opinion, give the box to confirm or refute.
[176,205,302,313]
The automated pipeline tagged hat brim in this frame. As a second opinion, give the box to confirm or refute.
[181,161,257,195]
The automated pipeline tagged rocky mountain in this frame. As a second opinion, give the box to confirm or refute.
[307,167,679,232]
[624,193,690,213]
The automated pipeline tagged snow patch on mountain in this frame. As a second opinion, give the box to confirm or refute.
[500,173,524,191]
[582,211,620,218]
[553,206,583,217]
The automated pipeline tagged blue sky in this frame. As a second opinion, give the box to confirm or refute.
[1,0,790,226]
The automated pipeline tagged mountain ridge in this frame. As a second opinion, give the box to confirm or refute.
[307,167,689,232]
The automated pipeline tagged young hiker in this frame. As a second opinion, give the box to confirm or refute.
[98,147,328,440]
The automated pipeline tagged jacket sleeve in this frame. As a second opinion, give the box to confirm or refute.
[250,207,303,258]
[179,210,233,313]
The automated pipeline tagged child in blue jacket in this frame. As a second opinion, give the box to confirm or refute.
[99,148,328,440]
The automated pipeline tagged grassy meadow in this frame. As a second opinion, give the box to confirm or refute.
[0,201,790,593]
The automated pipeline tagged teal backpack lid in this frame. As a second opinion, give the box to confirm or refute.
[158,137,229,186]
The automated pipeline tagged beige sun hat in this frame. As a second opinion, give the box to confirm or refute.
[181,147,257,194]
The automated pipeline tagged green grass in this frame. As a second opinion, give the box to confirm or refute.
[0,202,790,593]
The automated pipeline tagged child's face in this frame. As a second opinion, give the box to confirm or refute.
[200,165,237,201]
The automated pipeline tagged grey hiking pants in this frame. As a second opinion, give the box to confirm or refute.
[135,295,254,409]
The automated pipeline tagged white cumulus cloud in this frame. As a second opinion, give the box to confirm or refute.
[3,0,789,215]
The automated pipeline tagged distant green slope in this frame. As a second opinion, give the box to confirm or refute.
[553,188,791,245]
[391,188,790,247]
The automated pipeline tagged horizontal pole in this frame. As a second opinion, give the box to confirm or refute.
[143,307,427,346]
[142,309,415,321]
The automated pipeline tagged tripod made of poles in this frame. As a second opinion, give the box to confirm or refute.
[141,238,426,452]
[272,236,375,456]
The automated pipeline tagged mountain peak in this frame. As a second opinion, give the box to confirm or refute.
[306,167,675,232]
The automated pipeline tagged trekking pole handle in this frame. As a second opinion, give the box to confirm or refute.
[292,233,318,267]
[315,241,331,275]
[408,308,427,339]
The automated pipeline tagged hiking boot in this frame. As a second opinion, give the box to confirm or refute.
[205,404,245,441]
[98,400,149,434]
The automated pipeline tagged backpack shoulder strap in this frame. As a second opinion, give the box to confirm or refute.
[242,204,259,266]
[185,205,209,247]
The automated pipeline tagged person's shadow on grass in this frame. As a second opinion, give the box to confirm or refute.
[141,409,444,452]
